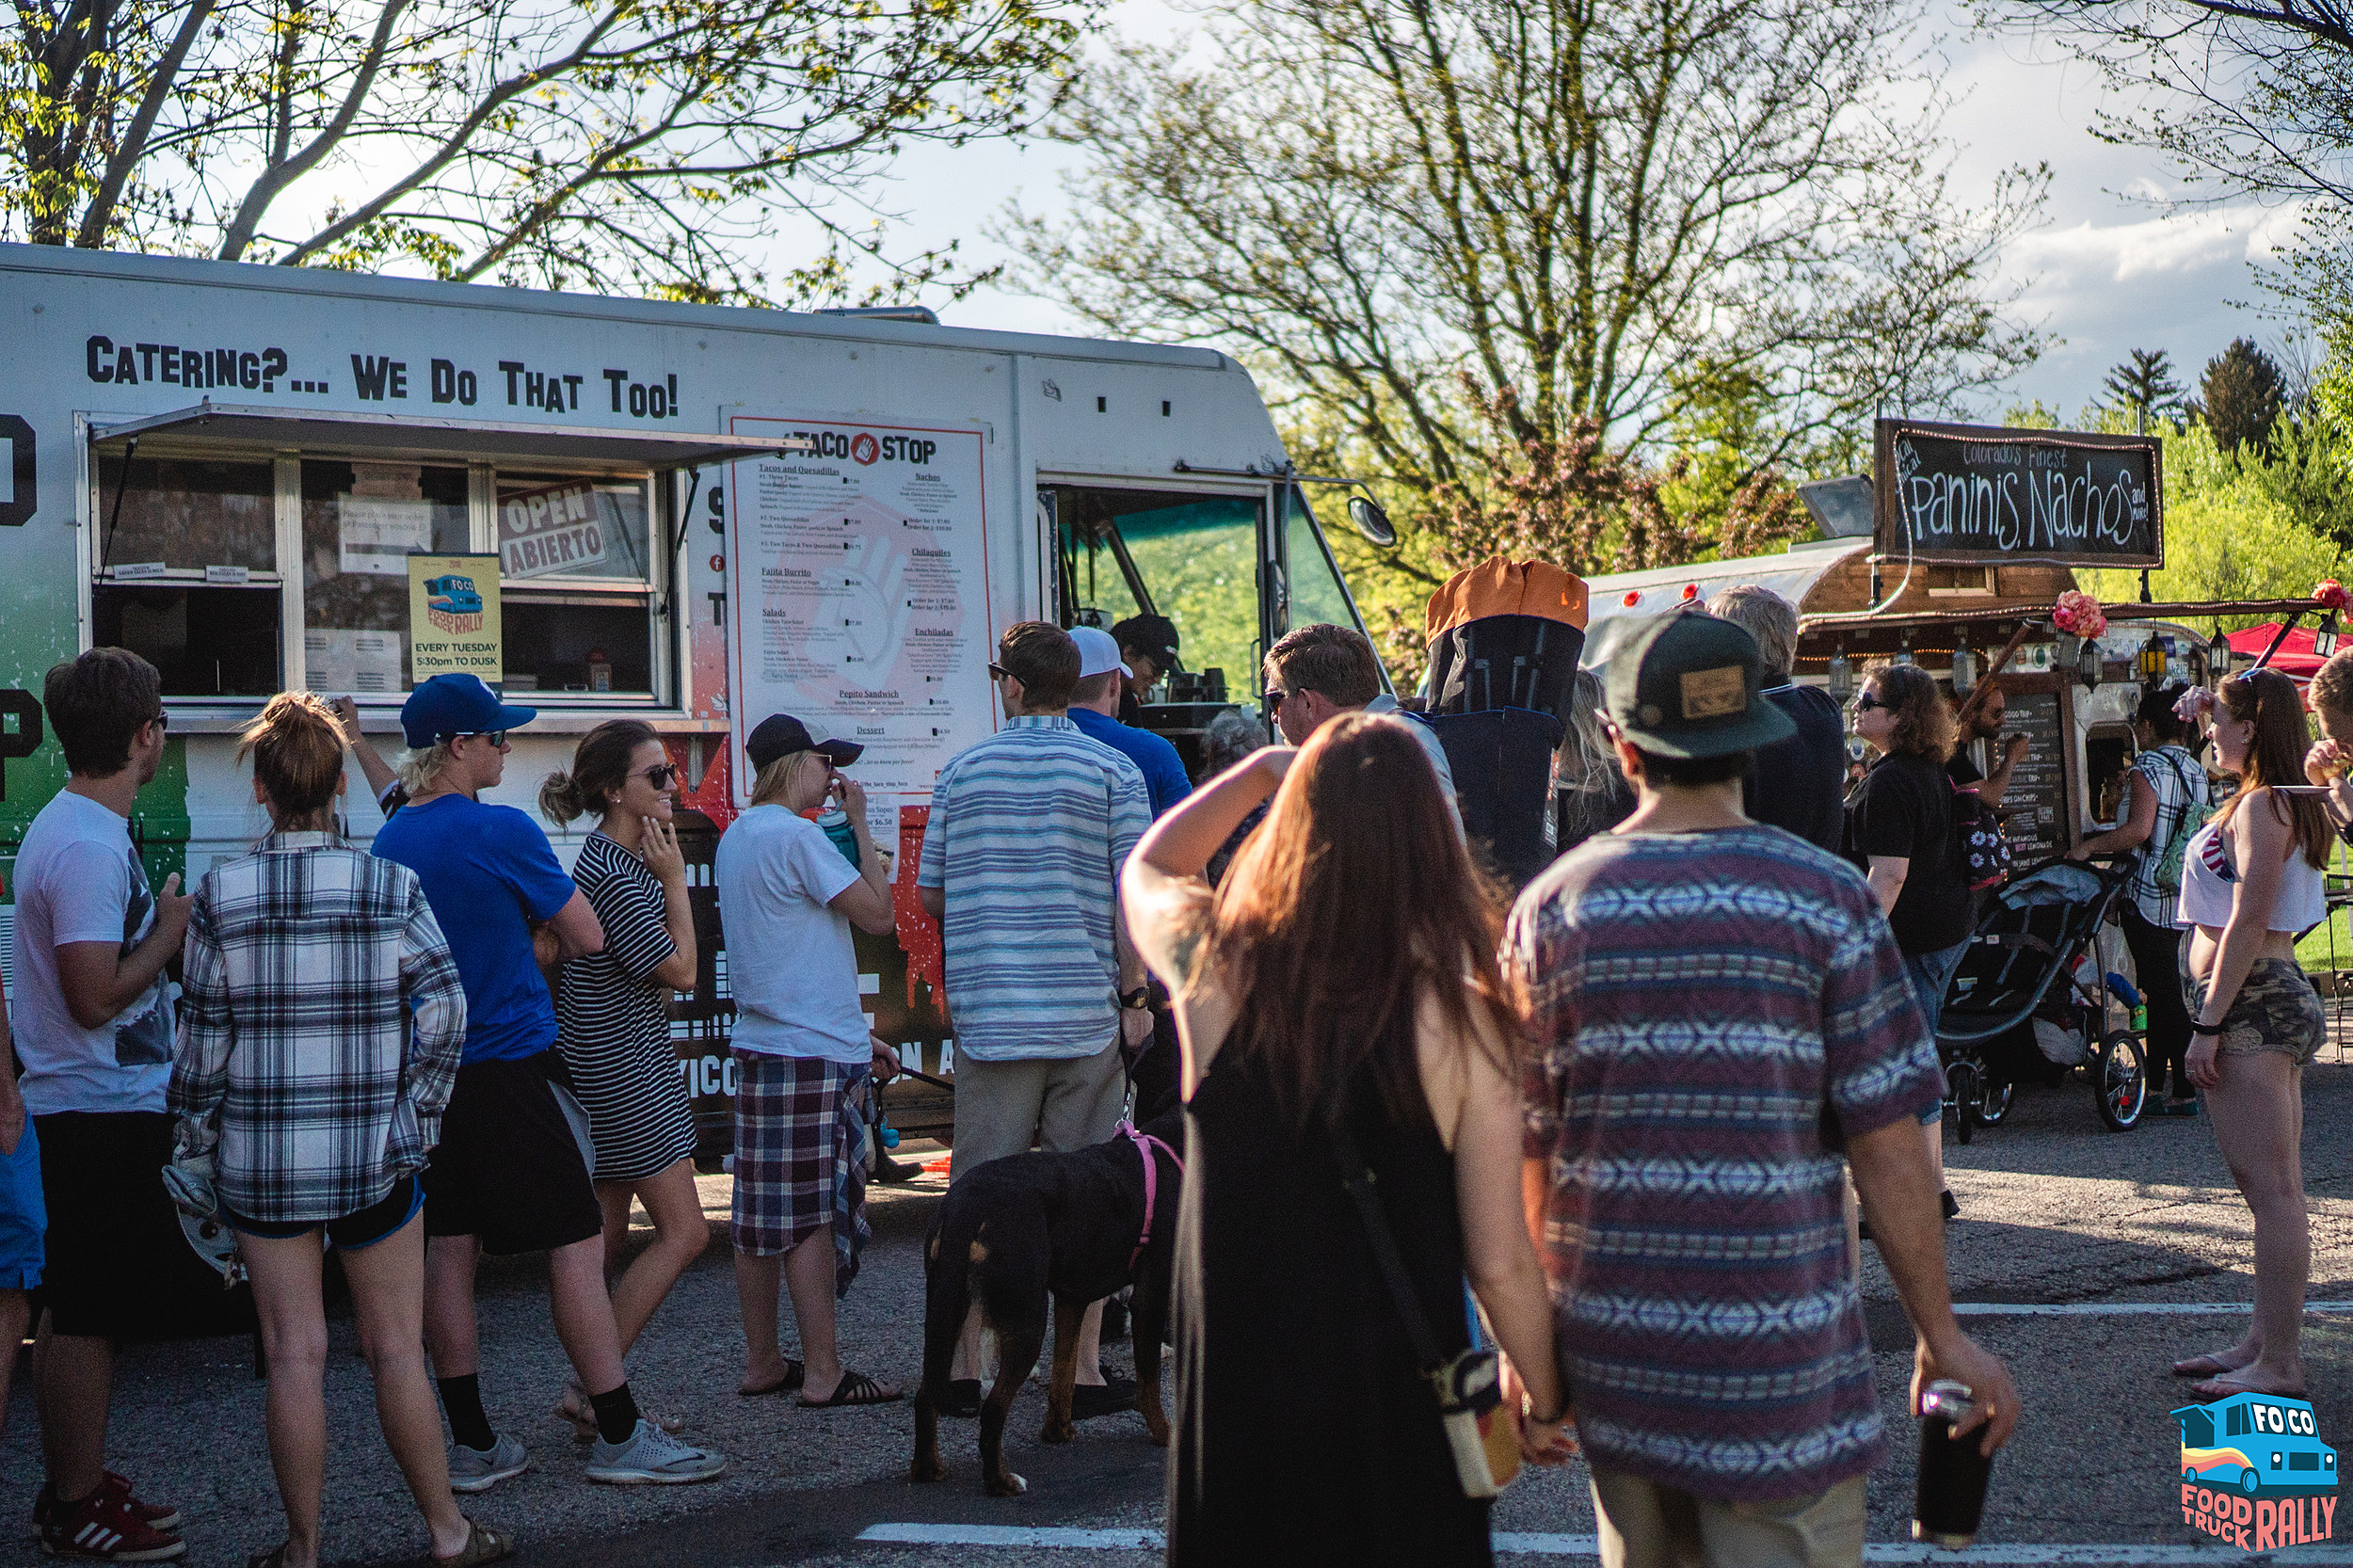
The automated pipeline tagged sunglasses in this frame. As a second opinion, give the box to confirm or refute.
[441,728,509,747]
[1851,693,1886,714]
[1263,687,1291,708]
[987,663,1010,680]
[636,762,680,790]
[147,710,168,733]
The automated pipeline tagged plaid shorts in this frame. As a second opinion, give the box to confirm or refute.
[731,1051,859,1257]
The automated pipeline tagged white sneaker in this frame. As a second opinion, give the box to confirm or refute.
[584,1419,726,1485]
[447,1433,531,1494]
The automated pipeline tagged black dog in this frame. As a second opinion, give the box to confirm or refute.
[910,1108,1184,1496]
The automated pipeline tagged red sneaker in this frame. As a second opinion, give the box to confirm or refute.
[34,1475,181,1533]
[37,1484,184,1560]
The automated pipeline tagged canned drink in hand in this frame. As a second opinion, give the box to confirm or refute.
[1913,1379,1995,1548]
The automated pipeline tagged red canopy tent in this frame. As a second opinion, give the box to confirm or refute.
[2224,623,2329,680]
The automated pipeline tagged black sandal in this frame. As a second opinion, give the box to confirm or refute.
[737,1359,805,1398]
[799,1369,903,1408]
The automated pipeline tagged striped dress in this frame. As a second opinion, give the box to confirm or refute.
[556,832,697,1181]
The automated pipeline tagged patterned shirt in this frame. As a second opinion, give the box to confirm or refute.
[168,830,467,1223]
[2123,744,2210,929]
[1510,824,1941,1502]
[917,714,1150,1061]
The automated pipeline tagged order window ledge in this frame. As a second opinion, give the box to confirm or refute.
[157,704,730,736]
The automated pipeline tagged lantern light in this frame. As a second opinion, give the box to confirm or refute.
[1827,643,1853,702]
[2137,632,2170,684]
[1949,633,1976,696]
[2317,612,2341,661]
[2078,632,2103,692]
[1893,635,1915,667]
[2208,629,2233,685]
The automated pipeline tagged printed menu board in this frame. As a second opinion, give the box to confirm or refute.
[1995,688,2069,860]
[725,416,992,840]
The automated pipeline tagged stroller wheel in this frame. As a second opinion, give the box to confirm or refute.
[2092,1031,2148,1131]
[1945,1059,1981,1145]
[1977,1077,2014,1126]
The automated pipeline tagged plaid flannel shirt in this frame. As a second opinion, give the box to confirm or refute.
[168,830,467,1223]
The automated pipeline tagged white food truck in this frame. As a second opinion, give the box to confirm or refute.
[0,246,1384,1144]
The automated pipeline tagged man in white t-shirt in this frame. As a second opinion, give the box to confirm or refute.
[714,713,904,1409]
[12,648,193,1560]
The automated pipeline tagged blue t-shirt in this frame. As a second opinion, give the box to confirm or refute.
[1067,707,1193,818]
[372,793,577,1064]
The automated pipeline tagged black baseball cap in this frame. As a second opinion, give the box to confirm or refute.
[745,713,863,771]
[1602,613,1796,759]
[1111,614,1179,671]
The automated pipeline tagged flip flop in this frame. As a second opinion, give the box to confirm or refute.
[433,1517,518,1568]
[2172,1354,2239,1378]
[2192,1373,2307,1400]
[799,1369,904,1408]
[737,1359,805,1398]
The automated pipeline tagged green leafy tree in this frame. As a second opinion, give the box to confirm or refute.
[0,0,1094,303]
[2195,338,2287,455]
[1010,0,2043,527]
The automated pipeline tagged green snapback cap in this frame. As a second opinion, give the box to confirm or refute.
[1603,612,1798,760]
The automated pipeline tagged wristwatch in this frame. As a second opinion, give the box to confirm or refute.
[1120,986,1153,1012]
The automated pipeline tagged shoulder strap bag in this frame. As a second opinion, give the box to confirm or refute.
[1333,1116,1516,1499]
[2150,748,2216,897]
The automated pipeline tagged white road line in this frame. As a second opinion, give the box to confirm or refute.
[1951,1303,2353,1317]
[856,1524,2353,1561]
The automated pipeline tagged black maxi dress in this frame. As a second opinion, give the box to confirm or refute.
[1168,1042,1490,1566]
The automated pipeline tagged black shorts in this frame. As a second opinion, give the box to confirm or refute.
[424,1053,602,1256]
[34,1111,194,1339]
[224,1174,424,1251]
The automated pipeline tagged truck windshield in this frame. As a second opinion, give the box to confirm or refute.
[1050,486,1262,694]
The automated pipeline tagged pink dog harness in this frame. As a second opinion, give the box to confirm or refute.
[1118,1121,1183,1268]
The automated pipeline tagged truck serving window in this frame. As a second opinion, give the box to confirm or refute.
[91,456,281,697]
[1049,485,1262,694]
[302,461,471,695]
[494,469,656,696]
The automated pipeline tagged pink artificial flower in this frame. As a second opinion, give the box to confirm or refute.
[2315,579,2348,611]
[2052,590,2107,640]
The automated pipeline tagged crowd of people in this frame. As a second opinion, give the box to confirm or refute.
[0,581,2337,1567]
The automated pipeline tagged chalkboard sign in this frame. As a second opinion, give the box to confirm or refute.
[1875,419,2161,568]
[1994,689,2069,861]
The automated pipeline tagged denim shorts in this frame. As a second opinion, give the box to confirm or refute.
[223,1173,424,1252]
[1904,939,1970,1125]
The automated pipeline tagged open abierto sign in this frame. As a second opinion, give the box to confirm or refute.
[497,479,610,580]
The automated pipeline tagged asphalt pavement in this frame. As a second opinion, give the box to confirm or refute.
[8,1038,2353,1567]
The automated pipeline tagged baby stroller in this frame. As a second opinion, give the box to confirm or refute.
[1933,856,2149,1142]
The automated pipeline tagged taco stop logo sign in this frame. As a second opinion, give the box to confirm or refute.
[2176,1393,2338,1550]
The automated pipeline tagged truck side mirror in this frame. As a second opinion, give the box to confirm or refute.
[1347,495,1396,547]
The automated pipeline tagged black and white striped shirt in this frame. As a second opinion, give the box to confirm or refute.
[556,832,696,1179]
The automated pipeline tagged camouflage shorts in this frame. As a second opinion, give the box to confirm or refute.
[2185,956,2326,1066]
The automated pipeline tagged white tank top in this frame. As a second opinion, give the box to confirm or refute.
[2174,812,2329,932]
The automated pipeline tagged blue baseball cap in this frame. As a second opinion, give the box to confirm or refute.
[400,673,537,749]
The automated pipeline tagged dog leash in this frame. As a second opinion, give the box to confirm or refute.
[1116,1120,1183,1268]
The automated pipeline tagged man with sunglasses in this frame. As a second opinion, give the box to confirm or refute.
[375,675,727,1489]
[15,648,194,1559]
[1261,622,1462,833]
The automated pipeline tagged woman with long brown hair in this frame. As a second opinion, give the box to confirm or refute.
[2169,669,2332,1399]
[1122,713,1563,1565]
[1844,661,1970,1220]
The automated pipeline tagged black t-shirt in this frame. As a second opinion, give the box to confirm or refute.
[1946,749,1983,788]
[1742,684,1847,854]
[1846,751,1971,954]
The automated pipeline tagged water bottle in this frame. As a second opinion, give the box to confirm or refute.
[1913,1380,1995,1548]
[815,803,859,871]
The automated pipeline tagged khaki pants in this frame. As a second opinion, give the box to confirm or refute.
[949,1040,1127,1177]
[1589,1469,1866,1568]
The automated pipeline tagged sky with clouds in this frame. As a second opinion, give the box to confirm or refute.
[799,1,2300,431]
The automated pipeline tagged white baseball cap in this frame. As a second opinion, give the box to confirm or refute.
[1070,625,1131,680]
